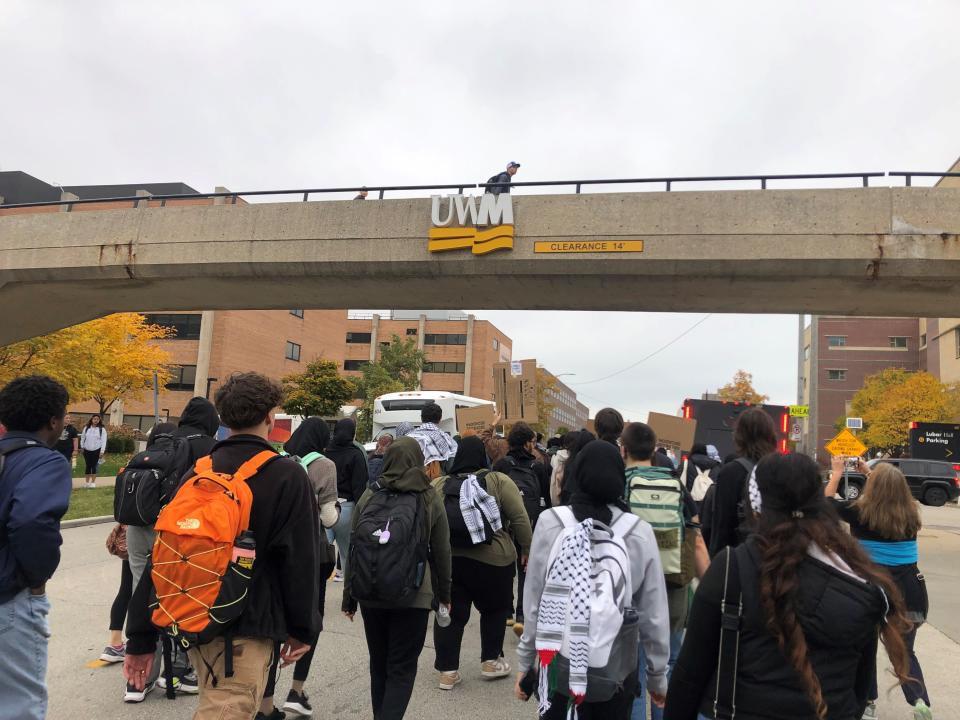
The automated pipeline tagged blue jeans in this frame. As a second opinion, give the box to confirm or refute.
[327,501,355,579]
[632,630,683,720]
[0,589,51,720]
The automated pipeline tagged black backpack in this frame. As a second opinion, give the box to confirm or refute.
[113,433,200,526]
[349,484,429,605]
[443,471,496,548]
[503,456,544,526]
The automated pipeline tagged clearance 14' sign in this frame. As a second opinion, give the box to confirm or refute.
[427,194,644,255]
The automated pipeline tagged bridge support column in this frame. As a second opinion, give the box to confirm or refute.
[193,311,216,398]
[370,315,380,363]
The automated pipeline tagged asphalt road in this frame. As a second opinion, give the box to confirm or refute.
[46,504,960,719]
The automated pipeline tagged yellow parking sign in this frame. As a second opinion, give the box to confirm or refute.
[789,405,809,417]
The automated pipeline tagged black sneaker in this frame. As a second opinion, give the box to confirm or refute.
[283,690,313,716]
[255,710,286,720]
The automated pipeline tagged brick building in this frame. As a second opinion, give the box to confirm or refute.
[343,310,513,400]
[798,316,921,460]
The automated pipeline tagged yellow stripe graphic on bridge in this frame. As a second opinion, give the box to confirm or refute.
[428,225,514,255]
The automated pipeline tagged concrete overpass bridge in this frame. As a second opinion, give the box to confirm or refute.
[2,175,960,345]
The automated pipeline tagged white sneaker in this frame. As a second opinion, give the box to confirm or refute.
[481,657,511,680]
[861,701,877,720]
[913,700,933,720]
[438,671,462,690]
[333,570,344,583]
[123,681,154,703]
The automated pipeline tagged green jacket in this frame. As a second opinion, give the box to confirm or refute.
[432,470,533,567]
[343,440,452,612]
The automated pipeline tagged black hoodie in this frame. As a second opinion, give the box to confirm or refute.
[174,397,219,461]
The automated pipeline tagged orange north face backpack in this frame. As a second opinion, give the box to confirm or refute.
[149,450,274,655]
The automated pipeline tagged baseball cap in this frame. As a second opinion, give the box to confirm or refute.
[507,161,521,168]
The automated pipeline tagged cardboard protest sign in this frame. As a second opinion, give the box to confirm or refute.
[456,404,496,435]
[493,359,538,423]
[647,411,697,456]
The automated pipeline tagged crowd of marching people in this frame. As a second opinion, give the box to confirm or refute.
[0,372,935,720]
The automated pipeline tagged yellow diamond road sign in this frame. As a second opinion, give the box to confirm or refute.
[825,428,867,457]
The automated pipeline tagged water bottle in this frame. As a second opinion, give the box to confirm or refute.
[437,604,451,628]
[232,531,256,570]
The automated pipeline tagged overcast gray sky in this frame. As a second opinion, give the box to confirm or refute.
[3,1,959,419]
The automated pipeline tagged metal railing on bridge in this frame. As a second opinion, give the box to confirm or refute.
[1,171,956,211]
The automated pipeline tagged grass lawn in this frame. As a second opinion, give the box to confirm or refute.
[64,486,114,522]
[71,452,132,478]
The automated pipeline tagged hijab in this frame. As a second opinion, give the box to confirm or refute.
[284,417,331,458]
[448,435,489,475]
[378,437,429,491]
[329,418,357,449]
[568,440,629,525]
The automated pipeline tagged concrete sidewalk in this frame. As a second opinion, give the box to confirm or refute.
[47,522,960,720]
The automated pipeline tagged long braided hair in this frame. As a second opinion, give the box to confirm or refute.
[753,454,912,719]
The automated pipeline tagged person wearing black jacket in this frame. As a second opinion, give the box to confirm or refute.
[664,453,913,720]
[124,373,319,719]
[681,443,719,493]
[325,418,369,580]
[484,161,520,195]
[492,422,550,633]
[705,409,778,558]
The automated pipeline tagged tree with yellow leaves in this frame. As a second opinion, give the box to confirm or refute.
[531,368,559,436]
[717,370,769,404]
[0,314,173,412]
[849,368,960,450]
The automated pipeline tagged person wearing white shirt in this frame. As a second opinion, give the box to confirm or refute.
[79,415,107,489]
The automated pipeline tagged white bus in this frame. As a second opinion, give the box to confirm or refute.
[372,391,495,440]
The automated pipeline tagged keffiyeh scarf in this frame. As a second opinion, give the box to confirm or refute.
[459,474,502,544]
[748,466,762,514]
[536,518,593,718]
[407,423,458,465]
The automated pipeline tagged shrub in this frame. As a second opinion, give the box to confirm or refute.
[106,424,137,453]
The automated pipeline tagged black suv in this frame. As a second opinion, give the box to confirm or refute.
[838,458,960,506]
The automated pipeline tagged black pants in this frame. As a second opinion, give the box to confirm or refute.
[434,556,515,671]
[869,624,930,706]
[361,606,429,720]
[109,559,132,632]
[264,559,336,697]
[83,449,100,475]
[515,539,527,619]
[541,669,638,720]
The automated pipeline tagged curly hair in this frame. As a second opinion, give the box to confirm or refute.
[214,372,283,430]
[754,454,912,718]
[0,375,69,432]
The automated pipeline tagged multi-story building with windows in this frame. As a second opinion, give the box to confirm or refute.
[540,369,590,435]
[343,310,513,400]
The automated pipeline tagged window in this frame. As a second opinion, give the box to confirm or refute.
[143,313,202,340]
[889,336,908,349]
[423,362,466,374]
[343,360,369,371]
[827,369,846,381]
[493,338,500,350]
[346,332,372,344]
[285,341,301,362]
[826,335,847,347]
[406,328,417,336]
[166,365,197,391]
[424,333,467,346]
[920,333,927,347]
[290,309,304,318]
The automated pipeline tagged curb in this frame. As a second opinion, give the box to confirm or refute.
[62,515,114,529]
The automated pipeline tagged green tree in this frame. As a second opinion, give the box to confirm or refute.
[530,368,558,436]
[353,336,426,441]
[282,358,356,418]
[850,368,960,450]
[717,369,769,404]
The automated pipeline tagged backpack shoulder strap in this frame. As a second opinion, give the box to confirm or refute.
[714,546,743,720]
[609,509,641,538]
[194,455,214,474]
[299,451,324,468]
[233,450,279,483]
[0,440,42,478]
[553,505,576,528]
[734,457,755,475]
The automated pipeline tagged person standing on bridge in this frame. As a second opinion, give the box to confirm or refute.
[0,375,73,720]
[354,187,368,200]
[485,161,520,195]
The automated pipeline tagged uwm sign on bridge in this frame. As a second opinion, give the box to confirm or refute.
[427,193,644,255]
[2,184,960,345]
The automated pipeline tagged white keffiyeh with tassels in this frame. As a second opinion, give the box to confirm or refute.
[459,474,502,544]
[535,517,593,718]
